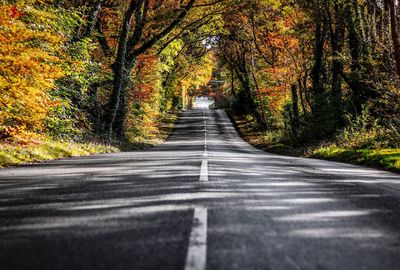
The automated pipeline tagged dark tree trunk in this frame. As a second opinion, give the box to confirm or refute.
[346,4,364,114]
[311,21,326,96]
[347,9,362,72]
[311,18,328,130]
[291,84,300,137]
[114,60,137,139]
[388,0,400,80]
[250,67,268,127]
[330,2,345,126]
[234,61,263,125]
[231,68,236,97]
[95,20,113,56]
[106,3,137,140]
[82,0,103,39]
[298,78,307,115]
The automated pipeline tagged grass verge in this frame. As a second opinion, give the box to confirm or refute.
[0,140,118,168]
[311,147,400,173]
[120,111,179,150]
[229,111,400,173]
[0,112,179,168]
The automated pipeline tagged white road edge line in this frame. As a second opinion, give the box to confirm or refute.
[184,207,208,270]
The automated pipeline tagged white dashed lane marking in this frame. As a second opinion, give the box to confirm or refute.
[184,207,208,270]
[199,160,208,182]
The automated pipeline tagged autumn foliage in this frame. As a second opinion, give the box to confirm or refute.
[1,0,399,150]
[0,5,63,139]
[0,0,216,143]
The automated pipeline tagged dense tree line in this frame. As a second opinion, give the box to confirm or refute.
[216,0,400,146]
[1,0,399,148]
[1,0,220,143]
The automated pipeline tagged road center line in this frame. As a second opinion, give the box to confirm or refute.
[199,160,208,182]
[184,207,208,270]
[200,110,208,181]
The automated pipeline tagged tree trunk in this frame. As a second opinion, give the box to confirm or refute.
[388,0,400,79]
[96,20,112,56]
[330,2,345,125]
[346,4,364,114]
[291,84,300,138]
[235,63,263,124]
[114,60,137,139]
[311,21,326,95]
[298,78,307,116]
[106,3,137,140]
[82,0,103,39]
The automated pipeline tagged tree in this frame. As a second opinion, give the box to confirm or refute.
[106,0,198,139]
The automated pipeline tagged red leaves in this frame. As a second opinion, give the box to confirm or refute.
[9,6,23,19]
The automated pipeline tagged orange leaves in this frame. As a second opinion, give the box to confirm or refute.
[268,32,287,49]
[131,83,154,101]
[131,54,159,102]
[126,54,163,138]
[135,55,158,76]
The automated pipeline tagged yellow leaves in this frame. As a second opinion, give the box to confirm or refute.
[181,52,214,89]
[0,125,26,141]
[0,4,65,139]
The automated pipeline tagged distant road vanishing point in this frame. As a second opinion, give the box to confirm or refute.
[1,100,400,270]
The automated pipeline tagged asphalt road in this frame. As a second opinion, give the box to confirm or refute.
[1,103,400,270]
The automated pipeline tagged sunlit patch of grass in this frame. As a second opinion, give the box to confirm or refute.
[121,112,179,150]
[231,113,290,152]
[0,140,119,168]
[230,111,400,173]
[0,112,179,168]
[311,147,400,173]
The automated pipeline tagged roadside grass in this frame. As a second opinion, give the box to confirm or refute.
[120,111,179,150]
[232,114,278,147]
[229,111,400,173]
[230,113,299,154]
[0,112,179,168]
[0,140,118,168]
[311,147,400,173]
